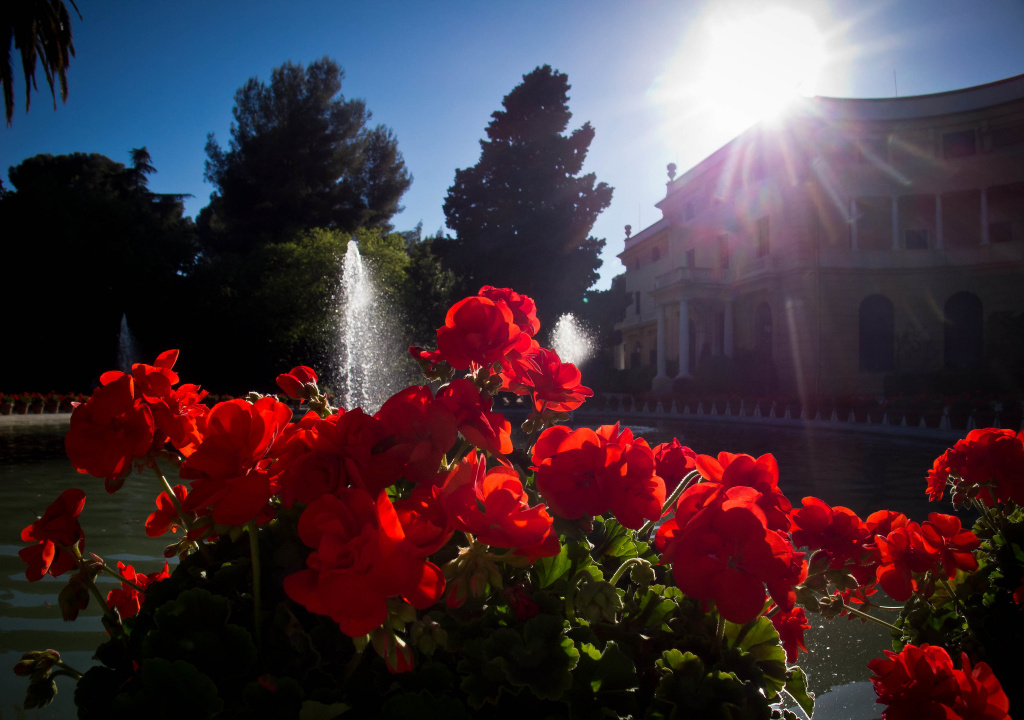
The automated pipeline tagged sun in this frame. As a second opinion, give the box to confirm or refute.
[696,7,826,123]
[651,5,828,148]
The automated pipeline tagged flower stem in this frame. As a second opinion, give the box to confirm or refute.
[152,461,191,533]
[54,660,84,681]
[638,469,701,538]
[609,557,644,586]
[840,599,900,631]
[247,520,263,648]
[99,564,146,592]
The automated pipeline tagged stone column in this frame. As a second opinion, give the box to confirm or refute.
[655,303,667,379]
[676,299,690,378]
[981,187,990,245]
[935,194,943,249]
[850,198,858,250]
[723,300,734,357]
[891,196,900,250]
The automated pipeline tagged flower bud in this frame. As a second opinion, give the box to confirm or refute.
[576,580,622,623]
[628,559,656,587]
[58,575,90,622]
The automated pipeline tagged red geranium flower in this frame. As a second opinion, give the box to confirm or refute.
[953,653,1011,720]
[656,485,799,623]
[435,295,527,370]
[65,374,155,491]
[532,424,666,529]
[145,484,189,537]
[19,488,86,581]
[791,497,868,568]
[921,513,980,580]
[500,346,592,414]
[771,605,811,663]
[180,397,292,526]
[695,452,793,532]
[283,488,445,637]
[874,523,940,601]
[653,438,698,494]
[441,451,559,560]
[376,385,458,483]
[276,366,319,402]
[106,561,170,619]
[868,644,960,720]
[436,378,512,458]
[928,428,1024,507]
[477,286,540,337]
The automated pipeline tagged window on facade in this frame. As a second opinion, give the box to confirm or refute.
[652,247,661,262]
[756,216,770,258]
[944,292,983,371]
[943,130,977,159]
[631,342,642,370]
[686,249,696,268]
[633,258,640,271]
[685,202,696,221]
[718,234,730,268]
[634,292,641,315]
[859,295,894,372]
[990,221,1013,243]
[904,228,929,250]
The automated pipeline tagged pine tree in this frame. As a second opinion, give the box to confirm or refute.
[442,65,612,326]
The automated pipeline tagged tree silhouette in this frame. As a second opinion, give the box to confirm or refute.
[1,0,80,125]
[441,65,612,327]
[201,57,411,252]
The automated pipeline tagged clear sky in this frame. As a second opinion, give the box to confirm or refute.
[3,0,1024,289]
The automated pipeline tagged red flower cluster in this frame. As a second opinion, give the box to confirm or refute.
[652,438,698,494]
[65,350,209,491]
[655,482,805,624]
[771,605,811,663]
[869,644,1010,720]
[532,424,666,529]
[927,428,1024,507]
[180,397,292,526]
[19,488,86,581]
[283,488,446,637]
[416,287,590,420]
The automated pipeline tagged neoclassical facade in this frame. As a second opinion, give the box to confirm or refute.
[615,74,1024,396]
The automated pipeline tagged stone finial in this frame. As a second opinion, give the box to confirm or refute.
[667,163,677,181]
[624,224,632,239]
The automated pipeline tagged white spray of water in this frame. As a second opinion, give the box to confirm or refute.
[549,313,596,367]
[117,313,139,372]
[338,241,395,413]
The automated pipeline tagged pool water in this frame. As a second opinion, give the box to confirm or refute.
[0,417,962,718]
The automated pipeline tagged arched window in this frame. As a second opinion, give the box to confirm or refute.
[859,295,894,372]
[944,292,983,370]
[685,201,696,221]
[755,302,773,359]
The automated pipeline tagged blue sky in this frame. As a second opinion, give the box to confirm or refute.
[3,0,1024,288]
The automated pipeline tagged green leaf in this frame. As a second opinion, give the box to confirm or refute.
[724,616,788,697]
[299,700,351,720]
[576,641,636,692]
[632,584,681,629]
[535,543,573,588]
[784,667,814,718]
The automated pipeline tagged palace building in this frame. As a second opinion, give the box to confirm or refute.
[614,73,1024,396]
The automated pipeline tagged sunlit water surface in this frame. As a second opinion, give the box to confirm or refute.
[1,417,961,718]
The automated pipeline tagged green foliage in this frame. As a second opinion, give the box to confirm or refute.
[440,65,613,327]
[0,151,197,388]
[201,57,411,252]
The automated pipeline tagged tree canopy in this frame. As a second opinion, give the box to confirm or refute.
[441,65,612,327]
[201,57,412,252]
[0,151,197,388]
[2,0,79,125]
